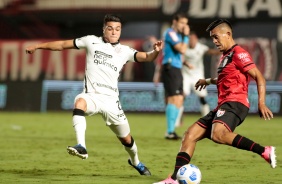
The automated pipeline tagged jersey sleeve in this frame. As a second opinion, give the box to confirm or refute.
[165,30,181,46]
[125,46,137,62]
[74,35,98,49]
[201,44,209,54]
[234,50,256,73]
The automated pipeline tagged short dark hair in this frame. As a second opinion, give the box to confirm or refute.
[206,19,232,32]
[173,12,188,21]
[103,14,122,26]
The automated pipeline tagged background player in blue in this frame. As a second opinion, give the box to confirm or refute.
[161,13,190,140]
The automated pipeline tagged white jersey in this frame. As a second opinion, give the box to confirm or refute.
[74,35,136,97]
[182,42,209,77]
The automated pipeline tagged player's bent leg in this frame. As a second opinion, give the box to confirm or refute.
[111,123,151,176]
[212,123,277,168]
[180,122,208,156]
[210,122,236,145]
[118,135,151,175]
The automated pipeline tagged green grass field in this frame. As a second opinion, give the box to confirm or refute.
[0,112,281,184]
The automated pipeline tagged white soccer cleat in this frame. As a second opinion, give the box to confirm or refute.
[67,144,88,160]
[261,146,277,168]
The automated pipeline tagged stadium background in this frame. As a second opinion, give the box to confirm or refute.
[0,0,282,114]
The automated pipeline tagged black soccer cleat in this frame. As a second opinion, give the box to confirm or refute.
[128,159,151,176]
[67,144,88,160]
[165,132,182,140]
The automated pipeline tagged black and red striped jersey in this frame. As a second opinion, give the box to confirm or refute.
[216,44,256,108]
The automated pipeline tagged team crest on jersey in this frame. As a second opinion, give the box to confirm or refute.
[216,109,225,117]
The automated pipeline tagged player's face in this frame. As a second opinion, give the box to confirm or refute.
[103,22,121,43]
[174,18,188,34]
[189,34,198,48]
[210,26,230,52]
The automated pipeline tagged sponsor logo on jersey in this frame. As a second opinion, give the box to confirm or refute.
[169,31,179,42]
[94,82,118,92]
[238,52,251,63]
[216,109,225,117]
[93,51,117,71]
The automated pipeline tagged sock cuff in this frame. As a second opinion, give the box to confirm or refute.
[122,136,135,148]
[73,108,85,116]
[177,152,191,162]
[232,134,242,147]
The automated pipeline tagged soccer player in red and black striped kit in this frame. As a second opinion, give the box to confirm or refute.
[153,19,276,184]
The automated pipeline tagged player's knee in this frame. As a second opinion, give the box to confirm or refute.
[182,129,197,143]
[211,130,228,144]
[74,98,87,111]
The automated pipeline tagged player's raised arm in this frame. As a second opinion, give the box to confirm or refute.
[135,40,163,62]
[247,67,273,120]
[25,39,75,54]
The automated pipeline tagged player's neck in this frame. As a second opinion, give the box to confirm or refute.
[223,43,237,55]
[102,37,119,45]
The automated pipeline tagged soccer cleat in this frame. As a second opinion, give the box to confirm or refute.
[261,146,277,168]
[165,132,182,140]
[67,144,88,160]
[128,159,151,176]
[153,176,179,184]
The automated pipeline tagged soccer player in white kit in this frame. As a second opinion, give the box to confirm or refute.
[181,31,220,116]
[26,14,163,176]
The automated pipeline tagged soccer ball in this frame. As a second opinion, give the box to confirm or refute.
[176,164,201,184]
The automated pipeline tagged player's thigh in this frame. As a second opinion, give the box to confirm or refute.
[100,96,129,127]
[74,93,99,115]
[213,102,249,132]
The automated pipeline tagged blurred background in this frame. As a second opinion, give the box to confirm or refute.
[0,0,282,114]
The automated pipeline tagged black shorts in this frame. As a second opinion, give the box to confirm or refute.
[161,64,183,97]
[197,102,249,132]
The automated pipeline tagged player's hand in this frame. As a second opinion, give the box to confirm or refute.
[25,45,37,54]
[195,79,208,91]
[258,104,273,120]
[153,41,163,52]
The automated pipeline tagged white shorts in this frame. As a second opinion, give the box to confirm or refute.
[182,72,207,97]
[74,93,130,138]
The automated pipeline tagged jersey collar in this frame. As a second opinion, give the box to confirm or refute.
[223,44,238,55]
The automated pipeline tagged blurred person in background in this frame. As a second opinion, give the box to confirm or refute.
[26,14,163,176]
[153,19,276,184]
[174,31,221,127]
[153,12,190,140]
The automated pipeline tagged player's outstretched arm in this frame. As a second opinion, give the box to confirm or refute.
[25,39,75,54]
[135,40,163,62]
[248,67,273,120]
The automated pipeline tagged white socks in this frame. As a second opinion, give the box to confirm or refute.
[124,141,140,166]
[175,106,184,128]
[72,115,87,148]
